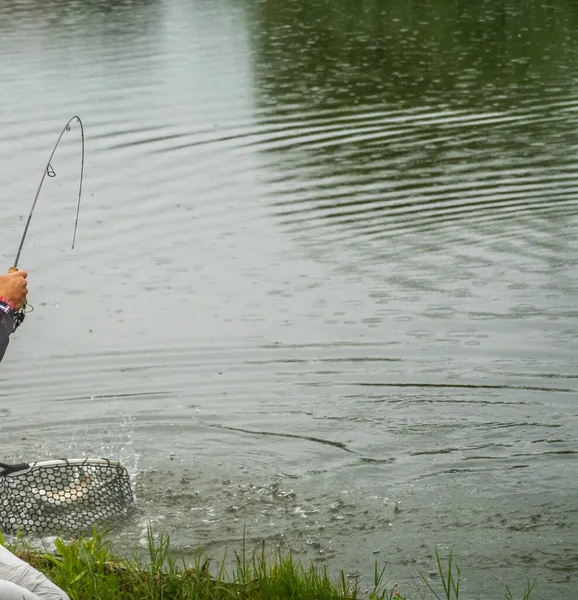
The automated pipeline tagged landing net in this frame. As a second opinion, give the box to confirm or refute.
[0,458,134,536]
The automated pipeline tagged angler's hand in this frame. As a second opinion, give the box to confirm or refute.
[0,269,28,311]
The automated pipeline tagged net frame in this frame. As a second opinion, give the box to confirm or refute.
[0,457,134,536]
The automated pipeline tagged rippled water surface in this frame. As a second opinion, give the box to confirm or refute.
[1,0,577,597]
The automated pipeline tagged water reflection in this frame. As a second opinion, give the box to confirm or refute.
[0,0,162,49]
[246,0,578,241]
[249,0,578,108]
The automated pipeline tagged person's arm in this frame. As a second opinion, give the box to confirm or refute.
[0,269,28,362]
[0,300,14,361]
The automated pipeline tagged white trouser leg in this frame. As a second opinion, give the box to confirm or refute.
[0,545,70,600]
[0,578,44,600]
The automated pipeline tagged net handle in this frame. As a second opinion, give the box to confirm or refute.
[0,462,31,476]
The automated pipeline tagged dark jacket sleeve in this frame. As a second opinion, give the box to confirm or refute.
[0,308,14,363]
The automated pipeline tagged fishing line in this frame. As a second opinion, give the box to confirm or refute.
[10,116,85,331]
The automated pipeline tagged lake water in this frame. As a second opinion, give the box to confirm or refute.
[0,0,577,598]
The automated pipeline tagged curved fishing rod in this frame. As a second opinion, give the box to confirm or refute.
[10,116,85,330]
[13,115,85,269]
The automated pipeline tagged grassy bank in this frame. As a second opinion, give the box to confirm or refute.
[3,527,535,600]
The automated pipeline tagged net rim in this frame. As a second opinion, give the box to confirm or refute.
[2,458,127,477]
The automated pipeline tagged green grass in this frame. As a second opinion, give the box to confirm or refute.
[1,527,536,600]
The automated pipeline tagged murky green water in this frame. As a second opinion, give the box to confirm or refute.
[0,0,577,597]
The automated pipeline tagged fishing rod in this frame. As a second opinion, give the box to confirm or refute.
[1,119,135,536]
[9,116,85,331]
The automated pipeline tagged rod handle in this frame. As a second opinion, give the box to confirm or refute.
[8,265,26,300]
[8,266,26,300]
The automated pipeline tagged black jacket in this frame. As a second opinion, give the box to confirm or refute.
[0,305,14,362]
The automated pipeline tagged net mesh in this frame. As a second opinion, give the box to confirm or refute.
[0,458,134,536]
